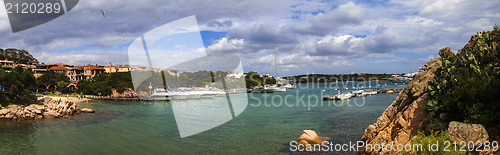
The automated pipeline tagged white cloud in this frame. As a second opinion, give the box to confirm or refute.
[206,37,245,54]
[0,0,499,75]
[292,2,366,36]
[310,35,365,56]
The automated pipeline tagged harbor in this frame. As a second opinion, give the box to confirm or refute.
[321,87,405,101]
[0,80,403,154]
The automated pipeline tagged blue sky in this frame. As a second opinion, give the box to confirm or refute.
[0,0,498,76]
[200,31,228,48]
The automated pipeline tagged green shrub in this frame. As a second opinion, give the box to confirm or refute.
[402,131,469,155]
[425,25,500,138]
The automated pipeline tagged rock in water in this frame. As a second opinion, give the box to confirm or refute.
[448,121,489,150]
[81,108,95,113]
[0,97,92,120]
[296,130,325,151]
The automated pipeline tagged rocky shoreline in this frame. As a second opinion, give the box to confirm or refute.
[359,46,497,154]
[0,97,94,120]
[359,56,441,154]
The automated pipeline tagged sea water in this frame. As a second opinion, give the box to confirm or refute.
[0,81,404,154]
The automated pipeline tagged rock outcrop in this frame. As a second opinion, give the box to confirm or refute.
[448,121,489,150]
[0,48,39,64]
[359,56,442,154]
[438,47,455,57]
[0,97,93,120]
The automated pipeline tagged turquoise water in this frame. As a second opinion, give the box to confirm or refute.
[0,81,404,154]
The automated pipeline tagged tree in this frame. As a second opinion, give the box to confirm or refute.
[0,67,7,106]
[77,72,133,96]
[262,74,276,85]
[245,71,262,88]
[57,81,69,93]
[0,66,37,105]
[37,70,69,90]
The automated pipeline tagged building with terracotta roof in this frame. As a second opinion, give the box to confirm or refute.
[84,65,105,78]
[162,68,180,77]
[32,69,47,78]
[0,59,19,70]
[48,66,69,74]
[66,65,105,81]
[105,63,131,73]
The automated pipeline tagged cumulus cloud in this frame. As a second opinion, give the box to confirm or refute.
[207,19,233,28]
[310,35,365,56]
[34,51,128,65]
[292,2,366,36]
[0,0,499,75]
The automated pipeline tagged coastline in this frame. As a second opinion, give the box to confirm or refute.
[0,97,94,121]
[37,95,93,103]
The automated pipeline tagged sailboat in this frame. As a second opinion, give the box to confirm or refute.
[272,48,287,92]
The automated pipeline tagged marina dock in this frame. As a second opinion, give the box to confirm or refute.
[322,88,404,101]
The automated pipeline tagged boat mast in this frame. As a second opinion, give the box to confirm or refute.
[274,47,278,79]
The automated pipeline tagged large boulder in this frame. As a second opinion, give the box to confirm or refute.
[0,98,89,120]
[297,130,324,145]
[448,121,489,150]
[81,108,95,113]
[0,109,9,115]
[295,130,327,151]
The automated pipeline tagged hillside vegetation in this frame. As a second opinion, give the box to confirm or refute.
[424,25,500,139]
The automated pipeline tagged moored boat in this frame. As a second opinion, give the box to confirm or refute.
[151,89,171,101]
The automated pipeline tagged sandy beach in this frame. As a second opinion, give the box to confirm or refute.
[38,96,93,103]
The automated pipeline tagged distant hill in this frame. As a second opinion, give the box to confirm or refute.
[0,48,39,64]
[284,73,395,83]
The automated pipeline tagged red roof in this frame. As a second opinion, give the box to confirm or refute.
[49,66,68,70]
[68,81,78,85]
[67,81,79,89]
[86,65,105,70]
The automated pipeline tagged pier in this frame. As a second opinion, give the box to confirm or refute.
[322,88,405,101]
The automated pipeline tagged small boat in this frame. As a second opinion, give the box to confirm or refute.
[352,90,364,97]
[170,91,189,100]
[335,93,353,100]
[362,90,378,96]
[215,91,227,96]
[283,84,296,89]
[268,85,286,92]
[187,91,203,99]
[248,87,275,93]
[200,91,217,99]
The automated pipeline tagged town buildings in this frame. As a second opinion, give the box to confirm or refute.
[1,60,180,81]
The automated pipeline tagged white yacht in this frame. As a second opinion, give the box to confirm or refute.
[151,89,171,101]
[270,85,286,92]
[200,90,218,99]
[187,91,203,99]
[215,91,227,96]
[170,91,189,100]
[283,84,296,89]
[335,93,354,100]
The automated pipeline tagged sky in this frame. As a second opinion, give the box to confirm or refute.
[0,0,499,76]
